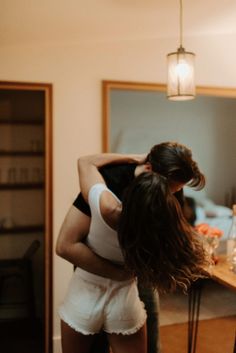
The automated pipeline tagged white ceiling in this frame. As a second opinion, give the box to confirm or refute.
[1,0,236,45]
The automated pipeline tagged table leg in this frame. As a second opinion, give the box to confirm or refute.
[188,280,203,353]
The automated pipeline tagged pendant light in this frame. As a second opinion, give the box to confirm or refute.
[167,0,195,101]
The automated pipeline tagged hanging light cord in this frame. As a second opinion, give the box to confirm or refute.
[179,0,183,49]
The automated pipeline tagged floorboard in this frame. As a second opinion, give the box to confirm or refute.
[160,316,236,353]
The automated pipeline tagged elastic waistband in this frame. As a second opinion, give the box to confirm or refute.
[75,267,135,286]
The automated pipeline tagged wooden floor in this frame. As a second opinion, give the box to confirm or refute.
[159,316,236,353]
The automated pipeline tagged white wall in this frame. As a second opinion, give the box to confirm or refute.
[0,33,236,352]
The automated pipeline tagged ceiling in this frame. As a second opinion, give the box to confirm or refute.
[1,0,236,46]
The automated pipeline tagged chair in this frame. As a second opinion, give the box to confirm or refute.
[0,240,40,322]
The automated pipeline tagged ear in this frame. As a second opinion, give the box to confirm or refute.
[143,162,152,172]
[134,162,153,177]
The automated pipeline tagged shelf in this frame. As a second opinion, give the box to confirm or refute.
[0,182,44,190]
[0,224,44,235]
[0,119,44,125]
[0,150,44,157]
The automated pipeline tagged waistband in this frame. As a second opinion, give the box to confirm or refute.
[74,267,135,286]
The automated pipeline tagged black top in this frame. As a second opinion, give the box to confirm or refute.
[73,163,185,216]
[73,164,137,216]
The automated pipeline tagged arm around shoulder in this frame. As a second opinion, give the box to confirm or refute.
[56,204,133,281]
[78,153,147,202]
[56,205,90,260]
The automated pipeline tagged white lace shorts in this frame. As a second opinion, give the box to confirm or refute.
[58,267,147,335]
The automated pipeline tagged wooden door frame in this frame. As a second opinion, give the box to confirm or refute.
[0,81,53,353]
[102,80,236,152]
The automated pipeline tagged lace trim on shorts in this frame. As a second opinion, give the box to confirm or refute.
[104,302,147,335]
[58,307,98,336]
[59,304,147,336]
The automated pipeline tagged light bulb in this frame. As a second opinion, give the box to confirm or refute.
[175,60,191,79]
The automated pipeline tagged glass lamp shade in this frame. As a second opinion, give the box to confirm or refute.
[167,47,195,101]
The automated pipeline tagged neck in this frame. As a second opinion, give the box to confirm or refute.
[134,164,149,177]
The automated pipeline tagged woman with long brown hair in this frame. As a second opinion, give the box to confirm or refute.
[58,142,208,353]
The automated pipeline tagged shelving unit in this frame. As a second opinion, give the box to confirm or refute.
[0,151,44,156]
[0,87,45,334]
[0,88,45,212]
[0,224,44,235]
[0,81,53,353]
[0,182,44,190]
[0,119,43,125]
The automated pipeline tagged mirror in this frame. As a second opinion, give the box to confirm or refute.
[102,80,236,351]
[102,81,236,206]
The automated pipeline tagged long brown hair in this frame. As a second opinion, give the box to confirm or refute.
[118,172,208,293]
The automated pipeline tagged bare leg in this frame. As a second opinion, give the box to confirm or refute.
[61,320,95,353]
[90,331,110,353]
[108,324,147,353]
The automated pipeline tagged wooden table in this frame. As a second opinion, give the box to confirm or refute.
[188,255,236,353]
[207,255,236,292]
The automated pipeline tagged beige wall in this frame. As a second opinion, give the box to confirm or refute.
[1,33,236,352]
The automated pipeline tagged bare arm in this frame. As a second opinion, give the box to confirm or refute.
[56,153,144,280]
[78,153,146,202]
[56,205,131,280]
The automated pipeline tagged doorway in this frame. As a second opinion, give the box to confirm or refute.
[0,81,53,353]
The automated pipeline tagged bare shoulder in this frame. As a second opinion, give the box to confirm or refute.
[99,190,121,229]
[100,190,119,214]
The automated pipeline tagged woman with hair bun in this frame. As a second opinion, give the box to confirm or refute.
[58,142,208,353]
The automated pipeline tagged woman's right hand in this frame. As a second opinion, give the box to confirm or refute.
[134,153,147,165]
[112,264,135,281]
